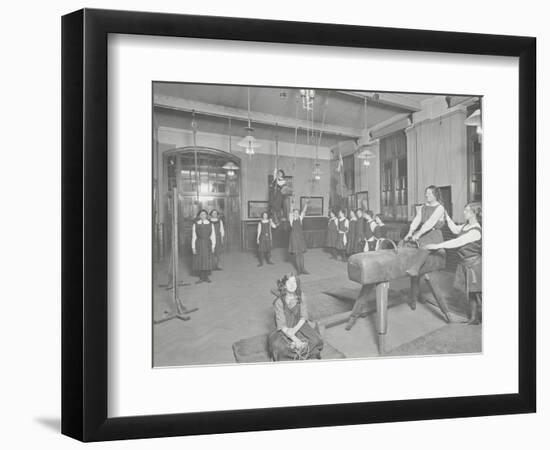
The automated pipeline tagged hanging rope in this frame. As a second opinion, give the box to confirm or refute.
[293,94,298,175]
[275,122,279,172]
[228,117,232,153]
[191,110,199,204]
[308,93,331,197]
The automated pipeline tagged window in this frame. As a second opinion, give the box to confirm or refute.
[467,125,482,203]
[379,131,408,221]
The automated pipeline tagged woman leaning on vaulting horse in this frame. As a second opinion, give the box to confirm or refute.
[402,185,447,276]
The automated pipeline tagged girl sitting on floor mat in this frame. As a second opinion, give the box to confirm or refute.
[268,273,324,361]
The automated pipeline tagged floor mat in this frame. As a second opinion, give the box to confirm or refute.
[304,276,411,321]
[385,323,482,356]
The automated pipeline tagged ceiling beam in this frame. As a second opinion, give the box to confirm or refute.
[337,91,422,112]
[369,113,411,139]
[445,95,480,108]
[154,94,363,138]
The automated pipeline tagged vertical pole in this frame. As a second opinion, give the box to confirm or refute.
[153,116,161,261]
[376,281,390,355]
[191,112,200,207]
[172,187,179,313]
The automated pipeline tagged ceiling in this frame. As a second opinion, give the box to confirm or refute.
[154,83,440,147]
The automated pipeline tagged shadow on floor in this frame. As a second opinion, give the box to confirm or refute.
[34,417,61,433]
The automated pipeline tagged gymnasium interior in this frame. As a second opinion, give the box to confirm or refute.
[152,83,483,367]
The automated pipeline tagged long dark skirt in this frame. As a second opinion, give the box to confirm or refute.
[193,239,214,271]
[268,323,323,361]
[454,256,482,294]
[259,235,272,252]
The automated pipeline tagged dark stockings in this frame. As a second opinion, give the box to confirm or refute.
[196,270,211,284]
[258,251,274,267]
[464,292,482,325]
[339,250,347,262]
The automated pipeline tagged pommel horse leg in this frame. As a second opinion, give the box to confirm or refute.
[423,274,451,323]
[375,282,389,355]
[409,276,420,310]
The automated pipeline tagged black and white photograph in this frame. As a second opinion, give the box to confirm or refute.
[152,83,483,367]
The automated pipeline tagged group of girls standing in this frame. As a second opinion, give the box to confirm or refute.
[191,209,224,283]
[326,208,387,261]
[255,197,310,275]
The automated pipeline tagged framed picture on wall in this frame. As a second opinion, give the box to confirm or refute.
[355,191,369,211]
[62,8,535,442]
[247,200,270,219]
[301,196,323,216]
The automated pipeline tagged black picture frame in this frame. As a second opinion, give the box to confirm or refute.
[301,196,324,216]
[248,200,270,219]
[355,191,369,211]
[62,8,536,442]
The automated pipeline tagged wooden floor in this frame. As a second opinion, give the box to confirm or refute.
[153,248,479,367]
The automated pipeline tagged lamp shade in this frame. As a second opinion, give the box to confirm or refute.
[237,135,262,149]
[356,131,379,156]
[222,161,239,171]
[465,109,481,127]
[237,126,261,155]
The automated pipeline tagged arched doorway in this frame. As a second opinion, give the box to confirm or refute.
[164,147,241,256]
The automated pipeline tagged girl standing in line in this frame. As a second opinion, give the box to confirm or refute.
[336,209,349,262]
[346,209,358,257]
[288,198,309,275]
[256,211,278,267]
[363,210,376,251]
[191,209,216,284]
[209,209,224,270]
[326,210,338,259]
[354,209,366,253]
[373,214,388,239]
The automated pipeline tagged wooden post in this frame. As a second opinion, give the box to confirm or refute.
[172,187,179,308]
[376,281,390,355]
[423,274,452,323]
[409,276,420,310]
[154,187,198,324]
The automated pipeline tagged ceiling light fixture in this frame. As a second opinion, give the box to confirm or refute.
[356,96,378,167]
[465,108,482,136]
[222,161,239,177]
[238,87,261,155]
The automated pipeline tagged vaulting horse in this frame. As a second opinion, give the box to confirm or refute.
[346,240,450,354]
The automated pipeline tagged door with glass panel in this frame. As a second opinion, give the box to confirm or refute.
[165,147,241,258]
